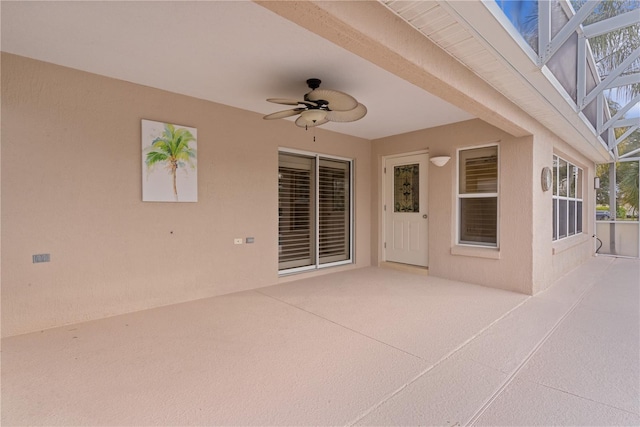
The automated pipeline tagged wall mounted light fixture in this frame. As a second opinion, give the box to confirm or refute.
[541,167,552,191]
[430,156,451,167]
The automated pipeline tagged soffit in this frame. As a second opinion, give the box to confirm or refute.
[382,0,611,162]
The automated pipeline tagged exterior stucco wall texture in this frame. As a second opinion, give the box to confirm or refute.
[548,135,597,290]
[1,54,372,337]
[267,0,598,294]
[372,120,535,294]
[530,128,596,294]
[2,52,597,337]
[372,121,596,295]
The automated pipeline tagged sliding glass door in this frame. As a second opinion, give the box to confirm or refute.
[278,151,352,273]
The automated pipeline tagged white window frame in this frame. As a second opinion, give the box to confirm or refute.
[278,148,354,275]
[553,154,584,241]
[456,144,500,248]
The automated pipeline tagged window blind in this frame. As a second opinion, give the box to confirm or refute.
[460,198,498,244]
[278,154,315,270]
[458,146,498,246]
[460,153,498,194]
[319,159,350,264]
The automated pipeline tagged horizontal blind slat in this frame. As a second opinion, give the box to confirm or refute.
[279,160,313,269]
[318,162,349,261]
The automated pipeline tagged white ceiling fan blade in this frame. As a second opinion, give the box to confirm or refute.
[267,98,318,107]
[306,89,358,111]
[263,108,304,120]
[326,103,367,122]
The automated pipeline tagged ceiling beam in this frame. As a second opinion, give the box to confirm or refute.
[540,0,599,66]
[614,125,639,147]
[582,10,640,38]
[255,0,532,138]
[582,47,640,108]
[620,146,640,158]
[614,118,640,128]
[606,73,640,89]
[601,93,640,133]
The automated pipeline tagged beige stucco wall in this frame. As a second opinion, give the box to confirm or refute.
[548,133,597,290]
[2,51,598,337]
[372,120,535,294]
[531,129,555,292]
[266,0,598,294]
[528,123,597,295]
[1,54,371,337]
[372,120,597,295]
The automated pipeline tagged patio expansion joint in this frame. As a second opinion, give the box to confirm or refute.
[346,295,534,426]
[252,289,425,361]
[523,378,640,417]
[464,260,617,426]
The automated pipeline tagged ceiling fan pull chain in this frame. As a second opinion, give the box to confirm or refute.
[302,123,315,142]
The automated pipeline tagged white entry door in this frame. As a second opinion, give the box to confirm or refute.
[384,153,429,267]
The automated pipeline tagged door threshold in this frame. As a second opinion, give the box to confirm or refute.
[380,261,429,276]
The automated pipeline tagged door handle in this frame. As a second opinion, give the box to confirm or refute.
[423,214,428,219]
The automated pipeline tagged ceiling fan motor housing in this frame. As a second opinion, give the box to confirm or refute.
[305,78,328,110]
[306,78,322,90]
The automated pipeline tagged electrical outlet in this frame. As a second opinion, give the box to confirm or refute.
[234,238,243,245]
[33,253,50,263]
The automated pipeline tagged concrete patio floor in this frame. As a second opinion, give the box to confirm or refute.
[2,256,639,426]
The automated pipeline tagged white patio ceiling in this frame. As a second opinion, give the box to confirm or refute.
[0,1,474,141]
[2,0,635,162]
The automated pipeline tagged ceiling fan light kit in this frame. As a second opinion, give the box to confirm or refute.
[264,78,366,129]
[300,109,327,123]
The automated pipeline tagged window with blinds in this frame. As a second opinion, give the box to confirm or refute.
[278,153,315,270]
[319,158,351,264]
[278,151,352,273]
[458,146,498,246]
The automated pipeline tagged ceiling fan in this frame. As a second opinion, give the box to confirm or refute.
[263,78,367,128]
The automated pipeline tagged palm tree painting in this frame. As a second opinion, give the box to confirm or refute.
[142,120,197,202]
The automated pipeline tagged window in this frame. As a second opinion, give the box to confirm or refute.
[495,0,539,53]
[553,155,583,241]
[278,151,352,273]
[457,145,499,247]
